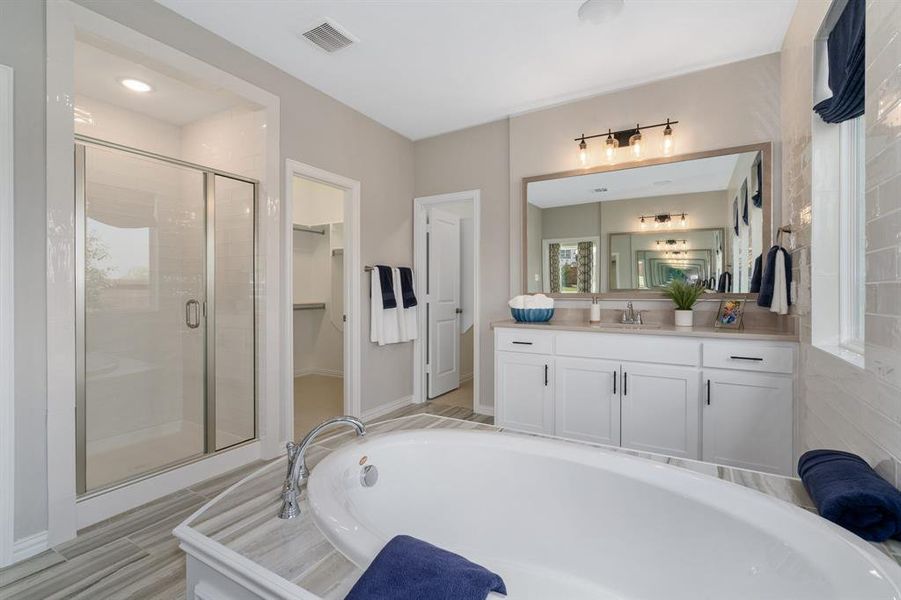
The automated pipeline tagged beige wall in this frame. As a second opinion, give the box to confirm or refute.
[510,53,783,295]
[540,202,602,241]
[414,119,511,411]
[782,0,901,487]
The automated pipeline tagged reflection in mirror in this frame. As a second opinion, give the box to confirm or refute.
[525,147,766,295]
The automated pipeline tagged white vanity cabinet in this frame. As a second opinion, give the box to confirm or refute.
[494,326,796,475]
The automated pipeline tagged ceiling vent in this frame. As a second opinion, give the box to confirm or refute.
[301,19,357,53]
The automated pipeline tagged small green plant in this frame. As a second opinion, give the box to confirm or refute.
[663,279,705,310]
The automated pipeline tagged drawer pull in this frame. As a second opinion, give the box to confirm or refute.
[544,364,548,386]
[511,341,533,345]
[707,379,711,405]
[613,371,617,394]
[623,372,628,396]
[729,355,764,361]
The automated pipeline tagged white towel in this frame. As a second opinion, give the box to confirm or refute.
[770,249,789,315]
[394,267,418,342]
[370,269,400,346]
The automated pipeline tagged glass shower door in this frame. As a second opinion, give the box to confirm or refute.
[77,144,207,493]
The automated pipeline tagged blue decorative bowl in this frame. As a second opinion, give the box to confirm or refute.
[511,307,554,323]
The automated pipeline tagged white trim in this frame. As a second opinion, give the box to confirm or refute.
[413,190,485,414]
[284,160,362,435]
[293,368,344,378]
[76,441,262,529]
[46,1,281,546]
[11,531,48,564]
[361,395,414,421]
[0,63,14,567]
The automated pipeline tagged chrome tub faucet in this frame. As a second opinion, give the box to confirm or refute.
[279,415,366,520]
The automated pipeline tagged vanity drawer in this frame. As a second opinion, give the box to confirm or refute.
[556,332,700,366]
[495,328,554,354]
[703,342,794,374]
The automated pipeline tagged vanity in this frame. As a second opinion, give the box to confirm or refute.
[494,321,797,475]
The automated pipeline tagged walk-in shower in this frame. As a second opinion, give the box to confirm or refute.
[74,135,257,495]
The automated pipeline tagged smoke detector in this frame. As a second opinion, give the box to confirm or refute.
[301,18,358,53]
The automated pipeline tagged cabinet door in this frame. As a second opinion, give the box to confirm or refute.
[702,370,793,475]
[495,352,554,435]
[621,362,700,459]
[555,357,621,445]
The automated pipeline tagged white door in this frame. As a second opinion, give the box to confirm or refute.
[621,362,700,459]
[427,208,461,398]
[555,357,621,445]
[495,352,554,435]
[702,370,793,475]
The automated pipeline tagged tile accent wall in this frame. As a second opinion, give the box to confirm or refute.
[782,0,901,487]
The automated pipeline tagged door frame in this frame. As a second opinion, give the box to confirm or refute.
[413,190,482,412]
[284,160,362,437]
[0,63,14,567]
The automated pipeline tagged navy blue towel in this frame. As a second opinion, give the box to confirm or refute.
[798,450,901,542]
[756,246,792,308]
[345,535,507,600]
[398,267,417,308]
[717,271,732,293]
[741,180,749,226]
[375,265,396,309]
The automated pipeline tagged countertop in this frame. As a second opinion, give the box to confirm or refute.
[492,319,799,342]
[181,414,899,599]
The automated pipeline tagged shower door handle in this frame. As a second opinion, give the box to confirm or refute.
[186,299,201,329]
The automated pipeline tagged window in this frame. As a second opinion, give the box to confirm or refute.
[541,237,599,294]
[839,115,866,353]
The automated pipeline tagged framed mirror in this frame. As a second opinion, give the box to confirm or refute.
[523,143,771,297]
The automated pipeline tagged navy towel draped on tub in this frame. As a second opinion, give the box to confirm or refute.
[798,450,901,542]
[345,535,507,600]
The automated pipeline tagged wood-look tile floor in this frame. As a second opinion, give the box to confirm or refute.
[0,403,490,600]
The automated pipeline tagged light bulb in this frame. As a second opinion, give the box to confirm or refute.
[629,125,642,159]
[662,119,675,156]
[578,136,589,167]
[604,130,618,163]
[640,216,647,230]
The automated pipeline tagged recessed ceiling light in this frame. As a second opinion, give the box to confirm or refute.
[119,78,153,93]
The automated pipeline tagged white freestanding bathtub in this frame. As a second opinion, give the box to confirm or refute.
[307,429,901,600]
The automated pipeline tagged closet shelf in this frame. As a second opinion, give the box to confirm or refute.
[293,303,326,311]
[293,224,326,235]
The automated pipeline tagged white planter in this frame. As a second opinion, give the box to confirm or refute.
[674,309,694,327]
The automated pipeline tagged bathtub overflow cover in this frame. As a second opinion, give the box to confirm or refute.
[360,464,378,488]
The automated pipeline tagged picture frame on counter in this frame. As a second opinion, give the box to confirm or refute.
[714,299,746,330]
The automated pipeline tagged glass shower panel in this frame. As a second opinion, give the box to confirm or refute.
[82,145,206,491]
[213,175,256,449]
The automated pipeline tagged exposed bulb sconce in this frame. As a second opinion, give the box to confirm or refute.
[573,118,678,166]
[639,212,687,228]
[662,118,675,156]
[629,124,642,159]
[657,239,688,250]
[604,129,618,163]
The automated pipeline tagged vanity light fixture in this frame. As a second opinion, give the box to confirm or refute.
[639,212,687,228]
[573,118,678,166]
[119,78,153,93]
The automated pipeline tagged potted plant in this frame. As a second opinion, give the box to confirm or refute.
[663,279,705,327]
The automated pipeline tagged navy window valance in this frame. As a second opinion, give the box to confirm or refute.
[813,0,865,124]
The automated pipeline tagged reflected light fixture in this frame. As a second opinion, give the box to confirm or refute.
[120,78,153,93]
[629,124,642,159]
[578,134,589,167]
[662,118,675,155]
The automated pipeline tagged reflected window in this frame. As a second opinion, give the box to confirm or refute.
[86,219,153,311]
[543,238,598,294]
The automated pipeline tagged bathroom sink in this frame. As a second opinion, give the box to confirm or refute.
[591,322,661,330]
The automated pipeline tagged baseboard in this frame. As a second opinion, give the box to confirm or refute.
[460,372,474,383]
[294,368,344,378]
[475,402,495,417]
[12,530,48,563]
[361,395,413,421]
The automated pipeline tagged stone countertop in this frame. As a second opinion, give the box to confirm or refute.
[183,415,899,599]
[492,319,799,342]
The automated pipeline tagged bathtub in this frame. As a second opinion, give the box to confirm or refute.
[307,429,901,600]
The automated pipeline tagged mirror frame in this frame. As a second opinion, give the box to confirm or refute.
[521,141,772,299]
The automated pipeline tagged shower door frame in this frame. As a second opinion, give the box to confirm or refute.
[74,134,259,497]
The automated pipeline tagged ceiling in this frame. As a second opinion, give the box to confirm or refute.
[155,0,797,140]
[527,152,752,208]
[75,36,254,126]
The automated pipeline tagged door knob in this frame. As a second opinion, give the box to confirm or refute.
[455,308,463,314]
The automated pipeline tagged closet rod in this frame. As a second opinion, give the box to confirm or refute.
[293,224,325,235]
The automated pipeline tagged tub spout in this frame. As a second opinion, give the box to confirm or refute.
[279,416,366,520]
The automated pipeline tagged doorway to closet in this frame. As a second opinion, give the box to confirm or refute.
[287,162,361,438]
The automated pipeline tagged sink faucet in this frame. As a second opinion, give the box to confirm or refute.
[621,302,643,325]
[279,415,366,520]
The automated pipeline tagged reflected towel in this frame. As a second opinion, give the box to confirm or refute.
[799,450,901,542]
[345,535,507,600]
